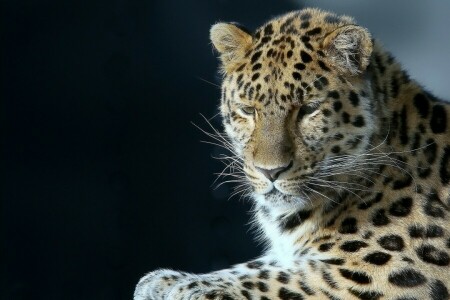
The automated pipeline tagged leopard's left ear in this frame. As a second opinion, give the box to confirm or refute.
[210,22,253,74]
[322,25,373,75]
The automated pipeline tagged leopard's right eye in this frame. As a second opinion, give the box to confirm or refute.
[240,106,256,116]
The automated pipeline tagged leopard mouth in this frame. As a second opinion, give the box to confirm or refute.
[264,189,283,197]
[256,177,331,209]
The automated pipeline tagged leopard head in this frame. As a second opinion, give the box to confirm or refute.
[210,9,376,210]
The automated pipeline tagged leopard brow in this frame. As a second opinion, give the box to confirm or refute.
[236,95,255,106]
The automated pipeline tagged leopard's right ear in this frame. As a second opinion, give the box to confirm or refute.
[210,22,253,74]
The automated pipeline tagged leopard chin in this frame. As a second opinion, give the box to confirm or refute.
[257,186,317,210]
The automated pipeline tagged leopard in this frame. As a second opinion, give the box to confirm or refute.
[134,8,450,300]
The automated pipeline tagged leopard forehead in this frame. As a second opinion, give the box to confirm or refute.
[221,9,359,112]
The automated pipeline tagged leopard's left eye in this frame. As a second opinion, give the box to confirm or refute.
[297,102,320,121]
[240,106,256,116]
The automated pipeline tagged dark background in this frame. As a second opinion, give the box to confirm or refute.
[2,1,296,299]
[2,1,449,299]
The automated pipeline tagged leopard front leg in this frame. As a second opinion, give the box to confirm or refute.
[134,257,318,300]
[136,257,366,300]
[134,268,241,300]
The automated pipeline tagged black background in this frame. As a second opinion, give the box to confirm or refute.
[2,0,298,299]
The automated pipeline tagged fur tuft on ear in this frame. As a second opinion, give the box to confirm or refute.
[323,25,373,75]
[210,23,253,74]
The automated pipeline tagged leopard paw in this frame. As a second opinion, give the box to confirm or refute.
[134,269,188,300]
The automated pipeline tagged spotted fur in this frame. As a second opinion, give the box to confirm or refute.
[135,8,450,300]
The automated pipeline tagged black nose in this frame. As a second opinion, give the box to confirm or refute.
[255,161,293,182]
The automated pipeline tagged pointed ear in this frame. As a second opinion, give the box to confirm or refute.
[210,22,253,73]
[322,25,373,75]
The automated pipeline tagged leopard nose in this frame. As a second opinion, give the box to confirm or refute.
[255,161,293,182]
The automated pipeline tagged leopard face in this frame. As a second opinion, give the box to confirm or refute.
[211,10,376,209]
